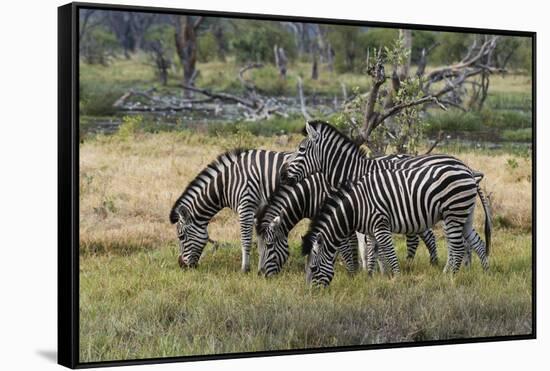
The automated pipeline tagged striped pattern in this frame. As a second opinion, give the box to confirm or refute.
[170,149,290,272]
[256,172,364,277]
[304,165,479,286]
[281,121,491,268]
[256,171,437,277]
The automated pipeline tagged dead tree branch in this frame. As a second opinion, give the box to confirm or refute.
[425,131,444,154]
[297,76,312,121]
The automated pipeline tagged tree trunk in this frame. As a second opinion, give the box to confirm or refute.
[274,45,288,78]
[398,29,412,80]
[311,48,319,80]
[175,16,202,95]
[212,23,226,62]
[326,44,335,72]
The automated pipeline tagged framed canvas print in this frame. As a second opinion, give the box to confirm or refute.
[58,2,536,368]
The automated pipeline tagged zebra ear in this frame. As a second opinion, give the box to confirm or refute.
[305,122,320,141]
[170,204,190,225]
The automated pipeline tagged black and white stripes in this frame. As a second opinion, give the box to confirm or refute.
[280,121,491,272]
[170,149,290,272]
[169,121,491,285]
[303,165,479,286]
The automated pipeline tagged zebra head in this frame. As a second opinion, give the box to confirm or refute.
[170,204,209,269]
[259,216,290,277]
[304,233,336,287]
[280,121,323,186]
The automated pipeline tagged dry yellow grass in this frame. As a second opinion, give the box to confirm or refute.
[80,131,531,256]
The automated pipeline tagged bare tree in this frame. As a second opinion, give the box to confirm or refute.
[274,45,288,78]
[343,34,502,155]
[146,40,172,85]
[175,15,204,95]
[311,47,319,80]
[107,12,156,58]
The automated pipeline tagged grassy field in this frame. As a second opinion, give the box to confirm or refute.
[79,132,533,363]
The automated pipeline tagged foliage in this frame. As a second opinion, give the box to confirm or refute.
[390,77,425,154]
[501,128,532,142]
[230,20,296,63]
[494,36,533,73]
[80,25,119,65]
[208,115,305,137]
[410,30,438,63]
[327,26,362,73]
[431,32,472,65]
[79,80,123,117]
[335,35,426,154]
[197,32,219,62]
[361,28,400,55]
[144,24,176,84]
[117,115,142,139]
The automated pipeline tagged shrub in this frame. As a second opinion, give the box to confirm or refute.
[117,115,143,139]
[501,128,532,142]
[230,20,296,63]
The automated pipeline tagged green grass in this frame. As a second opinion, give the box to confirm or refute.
[80,230,532,363]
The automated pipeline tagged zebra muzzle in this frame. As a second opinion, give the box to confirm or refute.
[178,255,197,269]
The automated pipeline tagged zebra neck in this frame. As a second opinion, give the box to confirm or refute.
[180,172,225,226]
[324,148,371,187]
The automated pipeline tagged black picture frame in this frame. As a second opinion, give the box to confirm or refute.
[58,2,537,369]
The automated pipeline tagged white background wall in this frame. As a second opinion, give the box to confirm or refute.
[0,0,546,369]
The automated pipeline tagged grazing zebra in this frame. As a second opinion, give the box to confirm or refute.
[256,171,436,277]
[303,165,481,286]
[169,149,290,272]
[256,171,364,277]
[280,120,491,270]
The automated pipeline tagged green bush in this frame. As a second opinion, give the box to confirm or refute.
[501,128,532,142]
[486,93,532,111]
[208,116,305,137]
[198,33,218,63]
[230,20,296,63]
[117,115,143,139]
[431,32,472,65]
[424,110,482,135]
[80,25,119,65]
[79,80,123,116]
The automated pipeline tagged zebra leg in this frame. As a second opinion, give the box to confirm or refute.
[340,234,359,274]
[465,228,489,271]
[365,235,379,275]
[443,221,466,274]
[238,205,255,273]
[373,227,400,277]
[405,234,420,261]
[420,230,438,265]
[462,239,473,269]
[356,232,368,271]
[256,233,266,274]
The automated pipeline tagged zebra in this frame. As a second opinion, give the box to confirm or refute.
[303,164,481,286]
[256,171,436,277]
[256,171,365,277]
[280,120,491,270]
[169,149,290,273]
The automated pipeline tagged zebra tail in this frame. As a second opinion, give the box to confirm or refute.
[477,185,492,256]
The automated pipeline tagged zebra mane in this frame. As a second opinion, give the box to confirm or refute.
[302,120,369,158]
[255,177,292,235]
[301,179,356,256]
[169,148,249,224]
